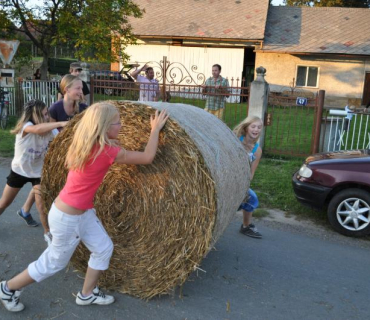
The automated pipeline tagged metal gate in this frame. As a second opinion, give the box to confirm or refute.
[321,107,370,152]
[263,90,325,157]
[6,80,60,116]
[90,56,249,129]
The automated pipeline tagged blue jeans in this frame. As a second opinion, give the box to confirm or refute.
[238,188,259,212]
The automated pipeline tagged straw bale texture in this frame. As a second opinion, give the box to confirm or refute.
[41,101,249,299]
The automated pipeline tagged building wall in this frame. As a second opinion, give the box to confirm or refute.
[122,43,245,85]
[256,52,370,108]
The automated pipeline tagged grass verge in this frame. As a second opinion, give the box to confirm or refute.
[0,116,17,158]
[93,94,248,129]
[0,108,324,224]
[253,208,271,219]
[264,105,315,156]
[252,156,327,222]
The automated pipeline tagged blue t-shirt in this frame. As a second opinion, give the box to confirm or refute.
[49,100,88,122]
[240,136,259,162]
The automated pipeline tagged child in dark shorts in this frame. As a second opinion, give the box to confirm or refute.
[0,99,67,244]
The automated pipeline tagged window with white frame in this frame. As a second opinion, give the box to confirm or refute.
[296,66,319,87]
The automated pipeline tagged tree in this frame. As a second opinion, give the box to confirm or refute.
[284,0,370,7]
[0,11,32,71]
[0,0,143,79]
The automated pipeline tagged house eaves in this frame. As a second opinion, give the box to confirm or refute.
[129,0,270,41]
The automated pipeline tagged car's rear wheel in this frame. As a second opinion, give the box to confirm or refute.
[328,188,370,237]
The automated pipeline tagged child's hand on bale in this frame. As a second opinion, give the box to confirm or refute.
[151,110,169,132]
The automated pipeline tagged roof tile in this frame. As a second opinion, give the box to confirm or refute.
[129,0,269,40]
[261,6,370,55]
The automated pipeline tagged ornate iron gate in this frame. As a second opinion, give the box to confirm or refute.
[90,56,249,129]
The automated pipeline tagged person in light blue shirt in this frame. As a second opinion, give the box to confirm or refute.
[234,116,264,238]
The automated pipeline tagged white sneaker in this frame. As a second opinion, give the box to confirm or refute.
[44,232,52,246]
[0,281,25,312]
[76,286,115,306]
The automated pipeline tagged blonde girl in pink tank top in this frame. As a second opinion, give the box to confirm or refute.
[1,102,168,312]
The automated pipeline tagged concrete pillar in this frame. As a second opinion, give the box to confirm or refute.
[80,62,91,106]
[248,66,269,148]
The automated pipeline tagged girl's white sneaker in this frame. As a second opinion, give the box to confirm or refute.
[0,281,25,312]
[76,286,115,306]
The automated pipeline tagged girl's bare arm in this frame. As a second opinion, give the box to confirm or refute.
[114,110,168,165]
[250,147,262,181]
[23,122,67,135]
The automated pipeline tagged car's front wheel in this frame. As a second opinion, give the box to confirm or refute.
[328,188,370,237]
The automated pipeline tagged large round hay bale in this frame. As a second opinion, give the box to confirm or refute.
[41,101,249,299]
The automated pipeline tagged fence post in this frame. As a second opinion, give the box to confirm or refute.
[15,79,24,116]
[90,75,95,105]
[161,56,167,102]
[312,89,325,153]
[248,66,269,148]
[80,62,91,106]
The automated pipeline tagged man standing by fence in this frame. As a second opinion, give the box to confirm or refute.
[131,64,160,102]
[202,64,230,120]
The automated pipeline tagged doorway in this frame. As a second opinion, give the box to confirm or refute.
[362,72,370,106]
[242,47,256,87]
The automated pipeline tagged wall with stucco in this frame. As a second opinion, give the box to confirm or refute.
[256,52,370,108]
[122,43,246,84]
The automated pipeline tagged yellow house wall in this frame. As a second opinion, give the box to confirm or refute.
[256,52,370,107]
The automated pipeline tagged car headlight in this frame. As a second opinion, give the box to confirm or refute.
[298,164,312,178]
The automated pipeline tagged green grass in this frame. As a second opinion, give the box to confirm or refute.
[94,92,138,102]
[264,107,370,156]
[253,208,271,218]
[252,157,327,222]
[0,116,17,158]
[93,94,248,129]
[0,112,324,223]
[92,94,322,222]
[264,106,316,156]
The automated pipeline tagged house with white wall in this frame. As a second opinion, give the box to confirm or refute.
[115,1,370,107]
[113,0,270,87]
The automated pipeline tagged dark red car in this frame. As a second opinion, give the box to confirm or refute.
[292,150,370,237]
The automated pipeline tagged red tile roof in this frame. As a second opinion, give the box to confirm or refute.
[261,6,370,55]
[129,0,270,40]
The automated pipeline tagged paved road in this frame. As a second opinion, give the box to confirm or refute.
[1,160,370,320]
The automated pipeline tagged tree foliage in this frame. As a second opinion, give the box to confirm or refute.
[0,10,32,70]
[0,0,143,78]
[284,0,370,7]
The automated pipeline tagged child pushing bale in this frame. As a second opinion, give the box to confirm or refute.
[40,101,250,299]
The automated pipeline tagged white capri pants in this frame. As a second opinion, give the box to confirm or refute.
[28,204,114,282]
